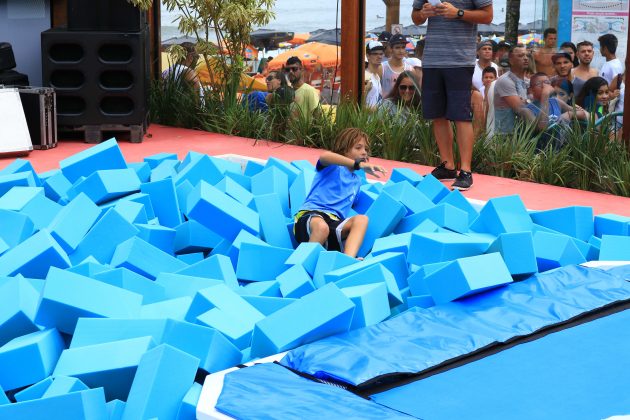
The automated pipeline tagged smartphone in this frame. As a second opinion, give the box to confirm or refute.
[428,0,442,5]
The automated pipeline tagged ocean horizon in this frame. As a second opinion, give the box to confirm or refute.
[160,0,543,40]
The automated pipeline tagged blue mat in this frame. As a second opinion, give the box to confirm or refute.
[370,309,630,420]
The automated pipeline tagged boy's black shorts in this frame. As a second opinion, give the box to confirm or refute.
[294,210,347,252]
[422,67,475,122]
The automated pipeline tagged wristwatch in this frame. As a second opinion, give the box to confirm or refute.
[353,158,365,170]
[457,9,465,18]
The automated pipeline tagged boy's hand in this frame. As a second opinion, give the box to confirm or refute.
[360,162,387,178]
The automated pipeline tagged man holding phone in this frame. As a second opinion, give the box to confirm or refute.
[412,0,493,191]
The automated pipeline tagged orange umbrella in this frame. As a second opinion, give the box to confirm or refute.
[288,33,311,46]
[268,42,340,71]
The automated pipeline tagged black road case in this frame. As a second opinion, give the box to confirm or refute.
[16,87,57,150]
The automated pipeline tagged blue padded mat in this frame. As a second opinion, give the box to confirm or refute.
[370,309,630,420]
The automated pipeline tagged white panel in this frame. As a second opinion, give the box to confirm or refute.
[0,88,33,154]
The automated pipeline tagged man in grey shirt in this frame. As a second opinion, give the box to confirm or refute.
[412,0,493,191]
[494,45,530,134]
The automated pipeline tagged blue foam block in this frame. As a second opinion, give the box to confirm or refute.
[238,280,281,297]
[335,263,403,307]
[110,237,187,280]
[196,308,256,349]
[341,283,390,329]
[0,277,40,347]
[594,213,630,237]
[487,231,538,276]
[406,294,435,309]
[173,154,224,187]
[244,159,265,177]
[255,193,293,248]
[312,251,359,289]
[0,229,70,279]
[415,174,450,203]
[177,252,204,264]
[48,193,101,253]
[42,376,88,398]
[470,195,533,235]
[407,262,450,296]
[405,203,469,234]
[136,223,176,254]
[325,251,409,289]
[120,192,156,220]
[0,187,62,230]
[139,297,192,321]
[94,267,166,304]
[70,318,167,349]
[0,186,43,209]
[13,376,54,402]
[0,159,41,186]
[144,152,178,169]
[532,231,587,272]
[383,181,435,214]
[236,242,293,282]
[0,385,8,405]
[43,171,72,203]
[107,399,126,420]
[223,230,268,269]
[114,200,148,224]
[408,231,490,266]
[67,169,141,205]
[176,382,202,420]
[53,336,155,401]
[35,267,143,334]
[70,208,139,265]
[175,180,194,216]
[241,296,298,316]
[0,387,107,419]
[358,191,407,257]
[265,157,300,185]
[127,161,151,183]
[599,235,630,261]
[424,252,513,304]
[150,159,179,182]
[289,169,315,216]
[277,264,315,298]
[175,254,238,289]
[187,181,259,241]
[285,242,326,276]
[0,329,65,391]
[251,166,290,217]
[59,138,127,183]
[174,220,222,254]
[186,284,265,327]
[587,236,602,261]
[530,206,594,242]
[0,208,34,247]
[352,188,378,215]
[250,283,355,358]
[155,273,224,299]
[371,233,411,259]
[141,178,183,228]
[0,171,36,197]
[437,189,479,225]
[216,176,254,209]
[122,344,199,420]
[389,167,424,186]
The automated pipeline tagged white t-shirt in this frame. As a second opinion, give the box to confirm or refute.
[365,71,382,108]
[485,80,496,136]
[472,60,499,99]
[381,59,414,98]
[600,58,624,84]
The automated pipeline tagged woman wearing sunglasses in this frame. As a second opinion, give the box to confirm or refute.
[379,71,421,118]
[265,71,294,107]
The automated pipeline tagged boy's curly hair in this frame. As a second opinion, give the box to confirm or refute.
[332,128,370,156]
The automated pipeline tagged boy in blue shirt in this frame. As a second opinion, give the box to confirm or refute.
[294,128,387,258]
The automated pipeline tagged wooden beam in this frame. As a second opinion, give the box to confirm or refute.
[384,0,400,34]
[341,0,366,102]
[623,23,630,151]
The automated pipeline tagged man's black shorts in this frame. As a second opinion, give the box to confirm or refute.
[294,210,345,252]
[422,67,475,122]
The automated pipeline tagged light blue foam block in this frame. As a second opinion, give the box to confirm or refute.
[174,154,225,187]
[0,208,34,247]
[225,171,252,192]
[404,203,469,234]
[187,181,259,241]
[383,180,435,215]
[223,230,268,269]
[35,267,143,334]
[251,166,290,217]
[325,252,409,289]
[244,159,265,177]
[437,189,479,225]
[341,283,390,330]
[215,176,254,209]
[255,193,293,248]
[530,206,594,242]
[236,242,293,282]
[0,229,70,279]
[470,195,533,236]
[67,169,141,205]
[13,376,54,402]
[408,231,490,266]
[0,159,41,186]
[424,252,513,304]
[0,384,7,405]
[140,178,183,228]
[110,237,187,280]
[0,187,62,230]
[289,169,315,216]
[407,262,450,296]
[196,308,255,349]
[487,231,538,276]
[43,171,72,203]
[177,252,204,264]
[0,171,36,197]
[139,297,192,321]
[42,376,88,398]
[0,328,65,391]
[70,208,139,265]
[588,236,602,261]
[175,180,194,216]
[114,200,148,224]
[48,192,101,253]
[352,188,378,215]
[285,242,326,276]
[107,399,126,420]
[312,251,359,289]
[599,235,630,261]
[94,267,166,304]
[594,213,630,237]
[277,264,315,298]
[265,157,300,185]
[358,191,407,257]
[389,167,424,186]
[185,284,265,327]
[406,294,435,309]
[250,283,355,358]
[136,223,176,254]
[174,220,222,254]
[415,174,450,203]
[0,387,107,419]
[0,277,40,347]
[144,152,178,169]
[122,344,199,420]
[155,273,224,300]
[238,280,281,297]
[70,318,168,349]
[241,296,298,316]
[0,186,43,210]
[335,263,403,307]
[176,382,202,420]
[371,233,412,257]
[175,254,238,289]
[59,138,126,183]
[128,161,151,183]
[532,231,587,272]
[149,159,179,182]
[53,336,155,401]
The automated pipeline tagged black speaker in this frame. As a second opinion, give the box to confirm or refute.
[0,42,17,72]
[0,70,29,86]
[67,0,148,32]
[41,28,149,127]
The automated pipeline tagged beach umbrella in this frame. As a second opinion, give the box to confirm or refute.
[518,33,542,45]
[405,42,415,52]
[250,29,295,50]
[268,42,340,71]
[288,33,311,46]
[307,29,341,46]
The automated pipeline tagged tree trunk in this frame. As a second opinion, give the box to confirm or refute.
[504,0,520,45]
[383,0,400,33]
[547,0,559,30]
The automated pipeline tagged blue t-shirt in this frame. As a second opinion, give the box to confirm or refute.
[243,91,268,112]
[300,161,362,220]
[526,98,562,125]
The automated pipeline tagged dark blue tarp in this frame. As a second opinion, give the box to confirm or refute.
[370,309,630,420]
[214,363,414,420]
[281,265,630,388]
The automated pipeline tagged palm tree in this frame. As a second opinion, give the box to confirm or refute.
[504,0,520,45]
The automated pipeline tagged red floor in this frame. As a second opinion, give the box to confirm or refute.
[2,124,629,216]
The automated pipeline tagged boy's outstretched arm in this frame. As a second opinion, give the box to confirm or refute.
[318,151,388,178]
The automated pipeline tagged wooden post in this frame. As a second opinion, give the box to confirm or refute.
[623,25,630,151]
[341,0,366,102]
[384,0,401,34]
[547,0,559,29]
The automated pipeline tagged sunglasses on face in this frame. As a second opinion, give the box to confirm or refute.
[266,76,277,82]
[399,85,414,91]
[533,80,551,87]
[284,67,301,73]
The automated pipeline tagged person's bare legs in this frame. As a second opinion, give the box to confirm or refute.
[455,120,474,172]
[308,217,329,246]
[341,215,369,258]
[433,118,455,170]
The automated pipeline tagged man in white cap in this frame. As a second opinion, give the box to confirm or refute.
[365,40,385,108]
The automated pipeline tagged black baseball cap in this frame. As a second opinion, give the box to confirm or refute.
[477,40,493,50]
[378,31,392,43]
[497,41,512,49]
[389,33,407,46]
[552,51,573,63]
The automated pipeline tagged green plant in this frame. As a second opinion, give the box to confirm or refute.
[149,68,201,129]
